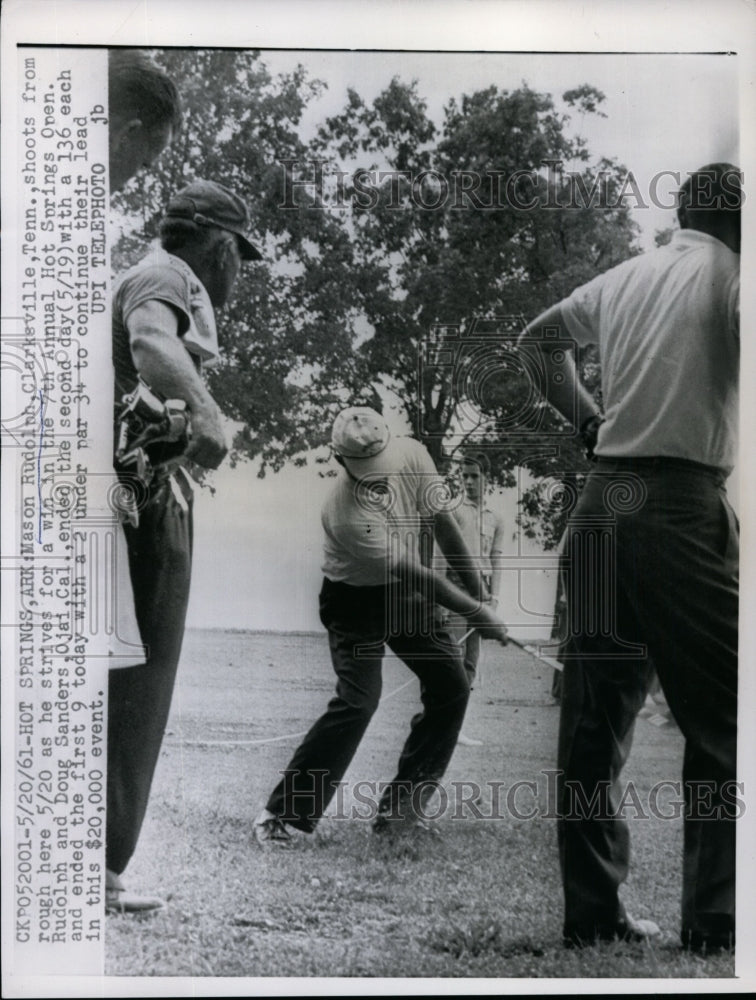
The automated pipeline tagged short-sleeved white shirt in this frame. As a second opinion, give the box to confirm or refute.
[560,229,740,472]
[321,437,443,586]
[453,499,504,573]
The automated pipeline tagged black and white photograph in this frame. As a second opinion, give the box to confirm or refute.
[2,0,755,995]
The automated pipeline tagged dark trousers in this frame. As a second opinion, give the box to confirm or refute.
[444,573,489,688]
[106,475,193,874]
[266,578,470,832]
[557,459,738,946]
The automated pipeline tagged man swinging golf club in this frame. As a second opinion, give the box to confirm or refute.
[255,407,509,843]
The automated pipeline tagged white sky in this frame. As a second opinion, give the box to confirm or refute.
[261,49,739,248]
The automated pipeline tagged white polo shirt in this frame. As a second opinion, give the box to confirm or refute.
[561,229,740,472]
[322,437,443,586]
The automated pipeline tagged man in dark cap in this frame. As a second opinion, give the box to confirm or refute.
[518,163,741,953]
[108,49,183,192]
[106,180,261,912]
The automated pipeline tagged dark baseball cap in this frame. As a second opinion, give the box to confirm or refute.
[165,179,262,260]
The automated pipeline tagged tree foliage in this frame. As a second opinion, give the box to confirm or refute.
[113,49,373,475]
[114,51,640,542]
[311,77,639,544]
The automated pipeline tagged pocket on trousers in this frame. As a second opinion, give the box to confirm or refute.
[718,494,740,567]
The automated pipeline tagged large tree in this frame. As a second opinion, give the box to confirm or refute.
[114,51,640,544]
[310,78,640,545]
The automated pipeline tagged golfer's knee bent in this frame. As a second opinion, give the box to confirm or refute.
[450,666,472,703]
[425,671,470,719]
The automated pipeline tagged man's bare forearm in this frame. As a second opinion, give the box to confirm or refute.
[128,300,227,469]
[392,557,495,621]
[518,303,599,430]
[389,555,507,642]
[490,556,503,604]
[132,328,219,419]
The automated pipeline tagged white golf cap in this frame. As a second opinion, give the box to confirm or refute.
[331,407,400,476]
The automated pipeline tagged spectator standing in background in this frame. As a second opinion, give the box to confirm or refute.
[443,452,504,746]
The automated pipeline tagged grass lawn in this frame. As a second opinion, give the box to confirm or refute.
[104,629,735,983]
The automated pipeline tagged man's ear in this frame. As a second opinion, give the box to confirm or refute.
[111,118,143,153]
[676,205,688,230]
[215,235,235,268]
[213,238,227,267]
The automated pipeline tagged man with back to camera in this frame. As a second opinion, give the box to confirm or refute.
[443,452,504,747]
[106,180,261,912]
[254,407,509,844]
[517,163,740,952]
[108,48,182,192]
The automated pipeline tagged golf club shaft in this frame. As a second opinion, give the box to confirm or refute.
[456,627,561,671]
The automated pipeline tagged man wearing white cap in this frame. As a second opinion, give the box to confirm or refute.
[255,407,508,843]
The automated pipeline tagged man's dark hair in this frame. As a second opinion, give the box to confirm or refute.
[461,451,491,477]
[108,49,183,133]
[159,216,234,257]
[677,162,742,219]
